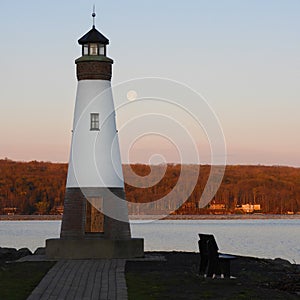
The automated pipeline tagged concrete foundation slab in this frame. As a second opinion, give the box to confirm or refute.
[46,238,144,259]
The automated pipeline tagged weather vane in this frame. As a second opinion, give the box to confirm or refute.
[92,4,96,27]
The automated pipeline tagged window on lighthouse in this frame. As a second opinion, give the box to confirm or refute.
[99,45,105,55]
[83,44,89,55]
[90,43,98,55]
[90,113,100,131]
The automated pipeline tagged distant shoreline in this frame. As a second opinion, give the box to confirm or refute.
[0,215,62,221]
[132,214,300,220]
[0,214,299,221]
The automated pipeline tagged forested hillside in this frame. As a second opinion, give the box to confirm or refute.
[0,159,67,215]
[0,159,299,215]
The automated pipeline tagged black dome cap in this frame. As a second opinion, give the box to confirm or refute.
[78,26,109,45]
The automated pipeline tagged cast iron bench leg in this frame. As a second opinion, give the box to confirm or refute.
[220,258,231,278]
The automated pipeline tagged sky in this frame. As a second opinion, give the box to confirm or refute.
[0,0,299,166]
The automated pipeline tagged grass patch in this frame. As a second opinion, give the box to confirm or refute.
[0,261,55,300]
[126,272,167,300]
[126,253,300,300]
[126,269,238,299]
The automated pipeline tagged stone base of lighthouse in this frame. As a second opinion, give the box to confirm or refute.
[46,238,144,259]
[46,187,144,259]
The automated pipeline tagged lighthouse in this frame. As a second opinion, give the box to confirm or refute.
[46,12,144,259]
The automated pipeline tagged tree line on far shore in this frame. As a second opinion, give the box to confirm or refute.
[0,158,299,215]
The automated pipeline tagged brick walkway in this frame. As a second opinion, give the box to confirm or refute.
[27,259,128,300]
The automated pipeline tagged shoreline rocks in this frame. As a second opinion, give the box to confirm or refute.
[0,247,32,262]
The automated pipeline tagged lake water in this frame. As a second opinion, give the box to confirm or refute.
[0,219,299,263]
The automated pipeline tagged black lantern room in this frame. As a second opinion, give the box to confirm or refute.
[78,25,109,57]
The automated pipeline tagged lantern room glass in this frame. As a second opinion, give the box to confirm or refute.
[82,43,106,56]
[83,44,89,55]
[90,43,98,55]
[99,45,105,55]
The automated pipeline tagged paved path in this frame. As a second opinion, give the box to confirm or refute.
[27,259,128,300]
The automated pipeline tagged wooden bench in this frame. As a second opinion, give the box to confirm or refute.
[198,233,236,278]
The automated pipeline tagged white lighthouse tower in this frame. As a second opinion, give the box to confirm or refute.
[46,12,144,259]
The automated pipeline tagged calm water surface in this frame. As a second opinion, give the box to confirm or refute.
[0,219,299,263]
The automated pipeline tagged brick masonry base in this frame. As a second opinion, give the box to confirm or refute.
[60,187,131,240]
[46,238,144,259]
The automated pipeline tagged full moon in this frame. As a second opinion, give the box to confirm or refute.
[127,90,138,101]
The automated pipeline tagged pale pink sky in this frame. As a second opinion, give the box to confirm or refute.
[0,1,299,167]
